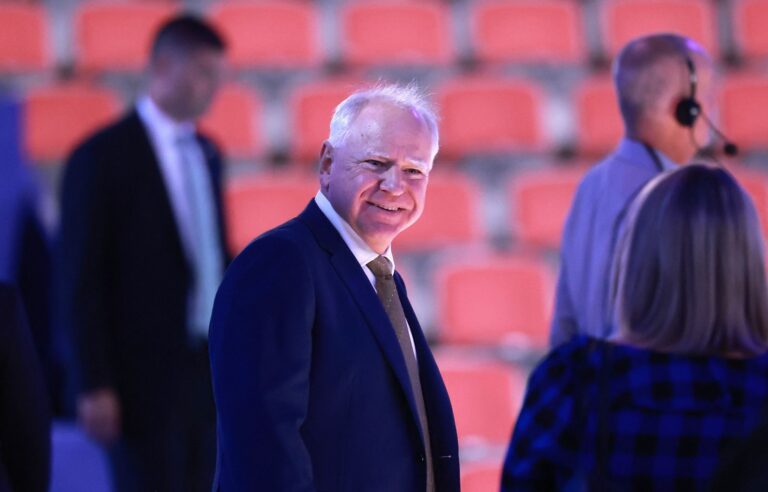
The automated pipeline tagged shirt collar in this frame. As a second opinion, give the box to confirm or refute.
[136,95,196,142]
[314,191,395,274]
[618,137,678,171]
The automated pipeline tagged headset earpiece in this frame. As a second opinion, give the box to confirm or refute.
[674,97,701,127]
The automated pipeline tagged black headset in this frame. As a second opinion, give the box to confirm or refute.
[674,58,701,128]
[674,57,738,155]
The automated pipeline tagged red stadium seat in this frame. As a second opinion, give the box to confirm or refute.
[599,0,717,59]
[0,4,49,71]
[461,462,504,492]
[729,166,768,237]
[394,172,483,251]
[289,78,367,163]
[23,84,122,162]
[437,77,545,159]
[435,353,526,446]
[225,172,317,255]
[435,254,554,348]
[199,84,262,159]
[209,1,320,69]
[573,76,623,156]
[733,0,768,62]
[339,0,453,67]
[74,2,176,71]
[719,72,768,152]
[470,0,585,64]
[510,166,588,250]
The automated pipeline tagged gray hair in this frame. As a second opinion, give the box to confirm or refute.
[611,164,768,356]
[327,82,439,158]
[613,33,710,132]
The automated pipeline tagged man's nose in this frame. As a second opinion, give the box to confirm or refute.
[379,166,405,195]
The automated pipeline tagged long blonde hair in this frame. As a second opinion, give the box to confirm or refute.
[612,164,768,356]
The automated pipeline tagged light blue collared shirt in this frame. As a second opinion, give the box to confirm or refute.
[550,138,677,347]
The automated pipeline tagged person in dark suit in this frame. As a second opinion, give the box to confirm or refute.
[209,84,460,491]
[57,15,228,492]
[0,283,50,492]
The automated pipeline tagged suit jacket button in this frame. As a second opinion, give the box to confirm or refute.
[419,455,425,463]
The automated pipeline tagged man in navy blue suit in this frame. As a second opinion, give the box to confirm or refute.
[209,84,460,491]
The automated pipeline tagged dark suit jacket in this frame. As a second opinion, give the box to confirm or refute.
[209,200,460,492]
[0,283,50,492]
[57,110,228,436]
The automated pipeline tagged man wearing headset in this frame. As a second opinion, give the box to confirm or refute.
[550,33,728,347]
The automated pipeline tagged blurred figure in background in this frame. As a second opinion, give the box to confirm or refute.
[503,165,768,490]
[57,14,228,492]
[0,282,50,492]
[0,96,60,413]
[551,33,718,346]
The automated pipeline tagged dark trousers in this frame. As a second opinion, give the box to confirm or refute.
[109,344,216,492]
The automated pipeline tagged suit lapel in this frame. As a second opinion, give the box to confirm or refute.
[299,201,425,435]
[125,111,189,267]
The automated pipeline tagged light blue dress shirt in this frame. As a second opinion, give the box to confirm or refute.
[550,138,677,346]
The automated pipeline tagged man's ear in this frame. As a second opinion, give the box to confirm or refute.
[319,141,333,189]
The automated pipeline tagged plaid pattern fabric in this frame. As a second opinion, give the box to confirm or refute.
[502,335,768,491]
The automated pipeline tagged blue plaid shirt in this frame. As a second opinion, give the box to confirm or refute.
[502,336,768,491]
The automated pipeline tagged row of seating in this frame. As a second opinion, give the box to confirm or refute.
[19,72,768,162]
[3,0,768,73]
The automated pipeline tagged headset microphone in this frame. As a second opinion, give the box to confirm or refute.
[675,57,739,157]
[699,110,739,156]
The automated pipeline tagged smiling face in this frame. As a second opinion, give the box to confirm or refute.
[319,100,436,254]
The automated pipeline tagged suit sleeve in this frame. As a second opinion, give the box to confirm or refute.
[209,234,316,492]
[57,142,116,392]
[0,285,51,492]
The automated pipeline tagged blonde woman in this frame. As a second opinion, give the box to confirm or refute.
[503,165,768,491]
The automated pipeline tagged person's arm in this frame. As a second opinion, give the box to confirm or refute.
[209,234,316,492]
[549,261,579,347]
[0,285,51,492]
[57,143,120,443]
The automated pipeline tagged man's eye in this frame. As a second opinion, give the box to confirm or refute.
[365,160,385,167]
[405,168,425,176]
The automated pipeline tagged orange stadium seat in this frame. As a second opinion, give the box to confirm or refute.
[470,0,585,64]
[394,172,483,252]
[23,84,122,162]
[289,78,367,162]
[729,166,768,236]
[732,0,768,61]
[573,76,623,156]
[74,2,176,71]
[339,0,453,67]
[435,354,526,446]
[0,4,49,71]
[437,77,545,159]
[225,173,317,255]
[719,72,768,152]
[435,255,554,348]
[209,1,320,69]
[461,462,504,492]
[510,166,587,250]
[599,0,717,59]
[199,84,262,159]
